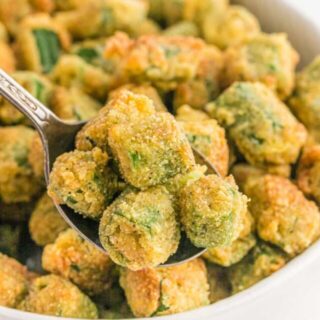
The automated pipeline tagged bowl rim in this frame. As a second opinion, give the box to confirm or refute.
[2,0,320,319]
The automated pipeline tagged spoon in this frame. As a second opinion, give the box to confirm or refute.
[0,69,219,267]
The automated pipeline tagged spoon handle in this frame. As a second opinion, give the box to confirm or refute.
[0,69,59,132]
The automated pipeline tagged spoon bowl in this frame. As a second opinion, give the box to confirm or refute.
[0,69,219,267]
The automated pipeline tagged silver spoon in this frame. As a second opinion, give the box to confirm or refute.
[0,69,219,267]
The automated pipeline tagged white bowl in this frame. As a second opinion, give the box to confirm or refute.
[2,1,320,319]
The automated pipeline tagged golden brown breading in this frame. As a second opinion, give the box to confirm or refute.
[29,193,68,246]
[173,45,223,110]
[50,86,102,121]
[297,145,320,204]
[109,84,167,112]
[180,174,248,248]
[163,21,199,37]
[108,112,195,189]
[222,33,299,100]
[29,0,55,13]
[203,233,256,267]
[103,32,207,90]
[0,254,30,308]
[55,0,148,40]
[288,56,320,143]
[16,13,71,73]
[206,5,260,49]
[28,134,44,181]
[42,228,113,295]
[0,126,41,203]
[0,42,16,72]
[19,274,98,319]
[229,242,287,293]
[99,186,180,270]
[75,90,156,152]
[48,148,121,219]
[50,55,113,101]
[0,0,31,35]
[244,174,320,256]
[176,105,229,176]
[120,258,209,317]
[206,82,307,167]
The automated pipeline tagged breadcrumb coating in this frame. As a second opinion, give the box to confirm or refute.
[222,33,299,99]
[99,186,180,270]
[244,174,320,256]
[42,228,113,295]
[29,193,68,246]
[120,258,209,317]
[19,275,98,319]
[206,82,307,167]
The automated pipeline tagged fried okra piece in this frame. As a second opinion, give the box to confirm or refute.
[297,145,320,204]
[207,5,260,50]
[0,224,21,258]
[120,258,209,317]
[244,174,320,256]
[163,21,199,37]
[222,33,299,99]
[173,45,223,110]
[48,148,121,219]
[29,194,68,246]
[0,126,41,203]
[191,0,229,44]
[204,233,256,267]
[0,0,31,35]
[0,42,16,72]
[206,263,231,303]
[229,242,287,293]
[20,275,98,319]
[55,0,148,40]
[289,56,320,142]
[180,174,248,248]
[0,71,53,125]
[103,32,207,90]
[71,39,106,68]
[0,22,8,42]
[29,0,55,13]
[50,55,113,101]
[203,207,255,267]
[131,19,161,38]
[16,13,70,73]
[109,112,195,188]
[99,186,180,270]
[175,104,210,122]
[206,82,307,167]
[28,134,44,181]
[232,163,291,191]
[109,84,167,112]
[42,228,113,295]
[147,0,227,31]
[176,105,229,177]
[50,86,101,121]
[54,0,98,11]
[76,90,156,152]
[0,253,30,307]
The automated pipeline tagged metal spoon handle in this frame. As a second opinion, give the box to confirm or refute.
[0,69,59,133]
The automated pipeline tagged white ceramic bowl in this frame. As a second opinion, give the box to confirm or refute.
[2,1,320,319]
